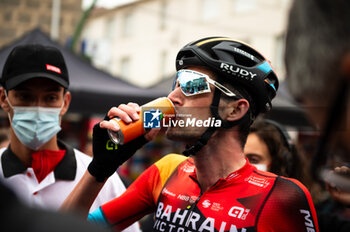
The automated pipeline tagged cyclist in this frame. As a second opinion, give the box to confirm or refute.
[62,37,319,232]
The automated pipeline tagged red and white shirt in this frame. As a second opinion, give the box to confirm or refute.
[0,140,140,232]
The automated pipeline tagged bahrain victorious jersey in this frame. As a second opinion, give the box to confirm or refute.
[88,154,319,232]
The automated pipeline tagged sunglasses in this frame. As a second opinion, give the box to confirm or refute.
[172,69,238,97]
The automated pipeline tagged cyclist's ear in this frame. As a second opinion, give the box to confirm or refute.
[223,99,249,122]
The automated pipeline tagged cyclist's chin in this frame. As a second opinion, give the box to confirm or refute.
[165,127,203,142]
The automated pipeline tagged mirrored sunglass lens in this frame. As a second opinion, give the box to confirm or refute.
[178,75,209,95]
[172,76,177,90]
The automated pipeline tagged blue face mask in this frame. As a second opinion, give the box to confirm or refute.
[6,95,63,150]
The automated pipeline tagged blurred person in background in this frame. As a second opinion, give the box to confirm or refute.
[0,44,140,232]
[0,127,10,148]
[244,118,329,205]
[244,118,311,184]
[316,164,350,222]
[0,179,110,232]
[83,137,94,157]
[285,0,350,231]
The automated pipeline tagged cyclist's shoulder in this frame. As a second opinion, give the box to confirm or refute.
[268,175,312,201]
[155,153,189,168]
[151,153,190,187]
[251,170,310,196]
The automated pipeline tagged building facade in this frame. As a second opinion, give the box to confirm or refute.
[82,0,292,87]
[0,0,82,48]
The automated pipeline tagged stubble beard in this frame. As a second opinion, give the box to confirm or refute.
[165,126,206,143]
[165,106,212,142]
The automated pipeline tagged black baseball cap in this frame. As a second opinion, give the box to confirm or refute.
[1,44,69,90]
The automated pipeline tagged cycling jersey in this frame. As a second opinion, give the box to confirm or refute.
[89,154,319,232]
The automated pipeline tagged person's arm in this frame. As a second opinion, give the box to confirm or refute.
[61,103,155,216]
[88,165,160,230]
[61,125,148,216]
[258,177,319,232]
[61,171,106,217]
[325,166,350,206]
[87,153,188,231]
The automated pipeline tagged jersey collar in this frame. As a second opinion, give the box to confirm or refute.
[1,140,77,180]
[189,158,254,183]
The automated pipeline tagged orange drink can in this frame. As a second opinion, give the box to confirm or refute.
[107,97,176,145]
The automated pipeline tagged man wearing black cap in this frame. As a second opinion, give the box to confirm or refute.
[0,44,140,232]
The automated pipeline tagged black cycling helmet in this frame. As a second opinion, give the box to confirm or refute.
[176,37,279,156]
[176,36,279,116]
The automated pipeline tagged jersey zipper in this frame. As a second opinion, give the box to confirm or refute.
[187,176,222,212]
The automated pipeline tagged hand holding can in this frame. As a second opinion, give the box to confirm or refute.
[88,115,149,182]
[107,97,176,145]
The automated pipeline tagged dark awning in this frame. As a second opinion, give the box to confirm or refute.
[0,28,167,116]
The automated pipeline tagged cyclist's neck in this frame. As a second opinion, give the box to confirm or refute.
[193,130,246,192]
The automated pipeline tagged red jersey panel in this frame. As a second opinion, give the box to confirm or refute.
[97,154,319,232]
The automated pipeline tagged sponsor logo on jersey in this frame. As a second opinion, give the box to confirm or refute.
[226,172,239,180]
[162,187,176,197]
[177,194,196,204]
[300,209,315,232]
[202,200,211,208]
[155,202,248,232]
[244,176,270,188]
[181,163,195,173]
[211,202,224,212]
[228,206,250,220]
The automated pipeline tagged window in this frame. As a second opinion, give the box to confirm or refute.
[275,34,285,75]
[120,56,131,79]
[234,0,256,12]
[89,39,111,72]
[105,16,117,39]
[122,11,134,37]
[159,0,167,30]
[202,0,219,20]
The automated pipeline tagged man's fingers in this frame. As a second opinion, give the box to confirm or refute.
[119,103,140,121]
[334,166,350,175]
[99,120,120,131]
[127,102,141,113]
[107,103,140,123]
[107,106,133,123]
